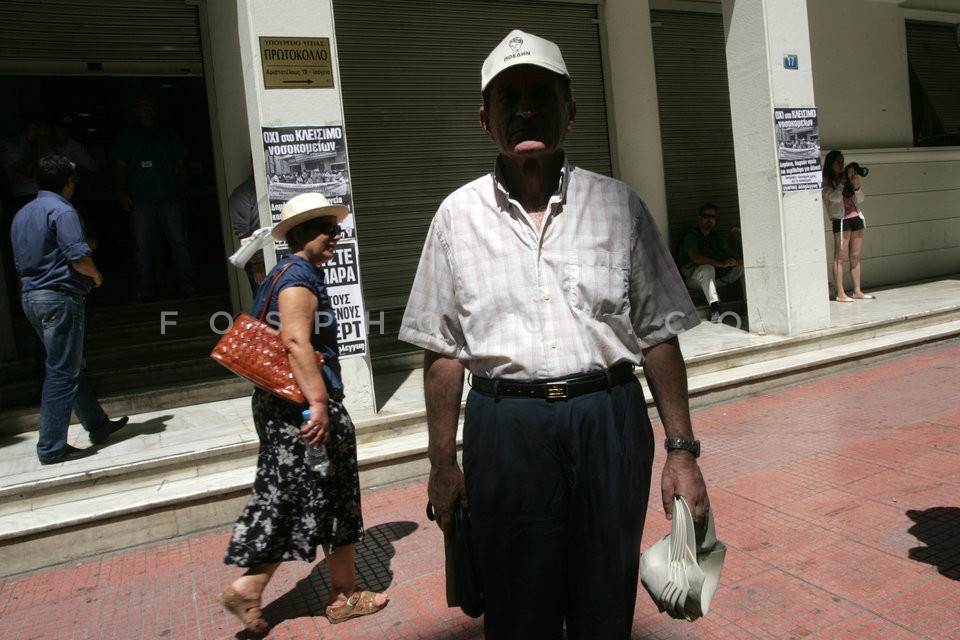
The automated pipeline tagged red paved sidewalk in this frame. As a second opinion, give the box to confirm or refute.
[2,340,959,639]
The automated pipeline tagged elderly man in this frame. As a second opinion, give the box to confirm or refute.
[400,30,709,640]
[11,156,128,464]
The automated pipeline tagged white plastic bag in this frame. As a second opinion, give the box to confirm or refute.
[640,496,726,621]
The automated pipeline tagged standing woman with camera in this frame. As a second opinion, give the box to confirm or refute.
[822,150,874,301]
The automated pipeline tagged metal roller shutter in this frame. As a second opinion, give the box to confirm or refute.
[650,9,740,248]
[0,0,201,75]
[333,0,610,361]
[906,20,960,145]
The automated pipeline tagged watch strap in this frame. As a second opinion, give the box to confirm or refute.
[664,438,700,457]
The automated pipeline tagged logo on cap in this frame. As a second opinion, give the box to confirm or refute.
[508,36,523,53]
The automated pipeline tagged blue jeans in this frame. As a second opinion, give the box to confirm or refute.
[132,198,195,298]
[22,289,108,458]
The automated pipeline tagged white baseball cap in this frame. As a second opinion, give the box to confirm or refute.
[481,29,570,92]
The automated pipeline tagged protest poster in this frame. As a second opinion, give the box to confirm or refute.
[774,107,822,192]
[261,124,368,357]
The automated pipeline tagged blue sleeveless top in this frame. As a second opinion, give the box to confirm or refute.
[251,254,343,396]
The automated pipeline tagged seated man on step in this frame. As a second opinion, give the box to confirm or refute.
[680,203,743,323]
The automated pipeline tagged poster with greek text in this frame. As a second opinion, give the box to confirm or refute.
[261,125,368,357]
[774,107,821,192]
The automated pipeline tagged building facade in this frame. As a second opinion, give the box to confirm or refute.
[1,0,958,413]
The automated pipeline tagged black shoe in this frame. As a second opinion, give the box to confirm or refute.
[39,444,95,465]
[89,416,130,445]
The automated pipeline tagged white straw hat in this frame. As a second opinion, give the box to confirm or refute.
[481,29,570,91]
[271,192,348,239]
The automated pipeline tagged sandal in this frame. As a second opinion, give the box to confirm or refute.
[325,589,388,624]
[219,586,269,634]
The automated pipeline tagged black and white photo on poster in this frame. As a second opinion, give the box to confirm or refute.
[261,124,368,357]
[774,107,821,192]
[262,125,353,242]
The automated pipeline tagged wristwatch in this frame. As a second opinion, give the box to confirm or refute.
[664,438,700,458]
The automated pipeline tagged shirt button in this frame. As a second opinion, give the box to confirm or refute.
[543,293,551,301]
[551,341,557,349]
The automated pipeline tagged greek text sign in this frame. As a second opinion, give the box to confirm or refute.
[259,37,333,89]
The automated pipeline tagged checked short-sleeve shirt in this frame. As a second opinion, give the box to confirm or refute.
[399,159,698,380]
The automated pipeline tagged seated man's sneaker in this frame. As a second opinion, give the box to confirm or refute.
[710,309,721,323]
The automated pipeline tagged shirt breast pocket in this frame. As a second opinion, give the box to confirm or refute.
[564,251,629,318]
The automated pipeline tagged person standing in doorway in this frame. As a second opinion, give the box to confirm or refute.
[400,30,709,640]
[10,155,128,465]
[111,95,196,302]
[1,117,50,212]
[228,171,265,295]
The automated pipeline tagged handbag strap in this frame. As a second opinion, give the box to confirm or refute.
[258,261,296,322]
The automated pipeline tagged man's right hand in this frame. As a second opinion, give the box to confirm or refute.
[427,463,466,537]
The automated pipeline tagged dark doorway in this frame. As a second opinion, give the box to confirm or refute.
[0,75,226,308]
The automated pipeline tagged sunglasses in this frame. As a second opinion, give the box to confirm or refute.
[700,214,717,219]
[303,221,342,237]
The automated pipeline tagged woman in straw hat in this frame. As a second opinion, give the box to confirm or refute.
[219,193,388,633]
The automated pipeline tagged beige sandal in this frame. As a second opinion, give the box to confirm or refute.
[218,586,269,633]
[325,589,388,624]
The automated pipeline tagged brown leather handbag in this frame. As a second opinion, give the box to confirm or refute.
[210,262,323,405]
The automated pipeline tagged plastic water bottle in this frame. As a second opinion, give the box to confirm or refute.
[302,409,332,476]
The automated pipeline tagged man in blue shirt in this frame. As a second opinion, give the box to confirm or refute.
[11,155,128,465]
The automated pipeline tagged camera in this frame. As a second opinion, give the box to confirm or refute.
[845,162,869,178]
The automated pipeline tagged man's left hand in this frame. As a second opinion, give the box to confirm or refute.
[661,451,710,528]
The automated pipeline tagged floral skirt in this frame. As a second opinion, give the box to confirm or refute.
[224,389,364,568]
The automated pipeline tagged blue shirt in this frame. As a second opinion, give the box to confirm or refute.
[10,191,94,295]
[252,254,344,395]
[110,125,188,200]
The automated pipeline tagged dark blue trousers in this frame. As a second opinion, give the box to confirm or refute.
[463,379,654,640]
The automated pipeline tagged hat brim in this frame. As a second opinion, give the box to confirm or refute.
[271,204,349,239]
[481,60,569,92]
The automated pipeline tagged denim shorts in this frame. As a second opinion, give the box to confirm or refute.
[833,216,865,234]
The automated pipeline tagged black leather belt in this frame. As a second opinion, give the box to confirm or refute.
[470,363,635,400]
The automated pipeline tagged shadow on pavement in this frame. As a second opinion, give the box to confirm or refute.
[0,433,32,450]
[92,414,171,449]
[249,520,418,636]
[906,506,960,580]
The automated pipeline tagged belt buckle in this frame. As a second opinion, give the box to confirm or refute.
[545,381,568,400]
